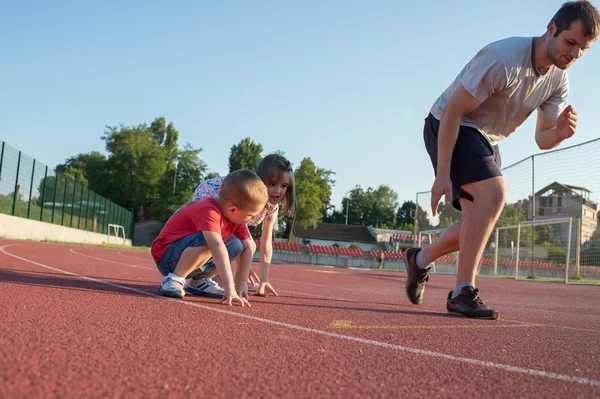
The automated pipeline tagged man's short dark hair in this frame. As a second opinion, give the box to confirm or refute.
[551,0,600,38]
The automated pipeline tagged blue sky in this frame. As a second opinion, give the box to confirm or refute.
[2,0,599,212]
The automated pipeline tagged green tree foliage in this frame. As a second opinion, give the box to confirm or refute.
[339,185,398,228]
[56,152,108,188]
[152,143,208,220]
[293,157,335,228]
[396,200,432,232]
[51,117,207,222]
[228,137,263,172]
[436,202,462,228]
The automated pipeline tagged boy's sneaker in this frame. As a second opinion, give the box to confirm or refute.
[157,276,185,299]
[185,276,225,298]
[403,248,430,305]
[446,287,499,320]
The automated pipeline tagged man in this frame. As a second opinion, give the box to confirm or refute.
[404,0,600,319]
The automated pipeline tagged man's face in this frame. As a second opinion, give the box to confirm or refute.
[547,19,596,69]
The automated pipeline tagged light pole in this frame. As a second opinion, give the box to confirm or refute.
[171,162,179,204]
[345,198,351,225]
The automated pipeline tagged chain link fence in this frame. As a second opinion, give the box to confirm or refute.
[415,138,600,283]
[0,141,133,239]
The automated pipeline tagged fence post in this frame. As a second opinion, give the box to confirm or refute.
[60,176,68,226]
[11,151,22,215]
[26,159,36,219]
[0,142,5,186]
[515,224,521,280]
[51,173,59,223]
[70,181,77,227]
[575,218,581,279]
[130,209,135,241]
[77,185,84,229]
[39,166,48,221]
[84,189,91,230]
[494,228,499,275]
[565,217,573,284]
[530,155,535,279]
[91,192,97,232]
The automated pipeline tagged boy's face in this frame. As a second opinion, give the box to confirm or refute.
[226,202,265,224]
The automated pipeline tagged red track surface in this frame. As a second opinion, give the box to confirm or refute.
[1,240,599,398]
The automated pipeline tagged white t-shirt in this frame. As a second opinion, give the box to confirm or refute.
[430,37,569,144]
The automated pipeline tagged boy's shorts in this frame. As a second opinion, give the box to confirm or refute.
[423,113,502,211]
[156,232,244,277]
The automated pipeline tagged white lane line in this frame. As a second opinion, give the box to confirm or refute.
[45,247,600,333]
[69,248,155,271]
[2,244,599,388]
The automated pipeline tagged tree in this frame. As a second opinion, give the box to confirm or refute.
[151,143,208,220]
[436,202,462,228]
[56,152,108,188]
[228,137,263,172]
[48,116,209,223]
[339,185,399,228]
[205,171,221,180]
[102,122,167,210]
[396,201,431,232]
[372,185,398,228]
[293,157,335,228]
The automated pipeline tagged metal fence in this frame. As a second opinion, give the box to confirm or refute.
[415,138,600,283]
[0,141,133,239]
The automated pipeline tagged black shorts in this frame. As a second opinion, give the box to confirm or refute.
[423,113,502,211]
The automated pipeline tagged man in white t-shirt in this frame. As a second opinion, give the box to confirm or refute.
[403,0,600,319]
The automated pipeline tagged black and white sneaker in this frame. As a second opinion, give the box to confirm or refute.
[446,287,499,320]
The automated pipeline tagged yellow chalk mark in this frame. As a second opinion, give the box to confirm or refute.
[326,320,541,330]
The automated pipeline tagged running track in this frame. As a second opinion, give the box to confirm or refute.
[1,240,599,398]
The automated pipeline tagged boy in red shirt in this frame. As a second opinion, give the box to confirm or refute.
[151,169,268,306]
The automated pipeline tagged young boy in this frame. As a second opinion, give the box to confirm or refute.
[151,169,268,306]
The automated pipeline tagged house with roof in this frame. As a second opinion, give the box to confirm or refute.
[520,182,598,243]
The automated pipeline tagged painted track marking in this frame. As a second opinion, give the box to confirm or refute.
[326,320,542,329]
[58,250,600,334]
[2,244,599,388]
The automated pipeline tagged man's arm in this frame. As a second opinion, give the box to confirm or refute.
[431,84,482,215]
[535,106,577,150]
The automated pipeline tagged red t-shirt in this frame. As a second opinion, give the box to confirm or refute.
[151,197,250,263]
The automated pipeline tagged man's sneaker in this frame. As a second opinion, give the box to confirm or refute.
[403,248,430,305]
[446,287,499,320]
[157,276,185,299]
[184,276,225,298]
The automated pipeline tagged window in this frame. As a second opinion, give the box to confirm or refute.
[557,197,562,207]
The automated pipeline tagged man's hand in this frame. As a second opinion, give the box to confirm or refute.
[220,289,250,307]
[253,281,279,297]
[556,105,577,141]
[430,175,452,216]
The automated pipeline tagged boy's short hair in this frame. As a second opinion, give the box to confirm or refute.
[219,169,268,210]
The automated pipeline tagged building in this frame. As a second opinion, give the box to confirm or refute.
[521,182,597,243]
